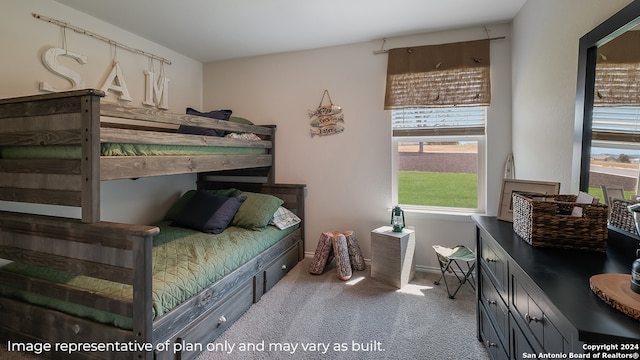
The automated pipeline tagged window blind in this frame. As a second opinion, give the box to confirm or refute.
[592,106,640,142]
[392,107,486,137]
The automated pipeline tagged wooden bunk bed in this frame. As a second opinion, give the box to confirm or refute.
[0,89,306,360]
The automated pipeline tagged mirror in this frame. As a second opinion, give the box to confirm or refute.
[576,1,640,245]
[576,1,640,193]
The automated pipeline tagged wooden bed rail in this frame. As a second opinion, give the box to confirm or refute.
[0,210,157,356]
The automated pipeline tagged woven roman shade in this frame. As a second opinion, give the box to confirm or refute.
[592,31,640,143]
[384,39,491,109]
[595,31,640,106]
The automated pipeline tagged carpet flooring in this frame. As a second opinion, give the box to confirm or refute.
[196,258,488,359]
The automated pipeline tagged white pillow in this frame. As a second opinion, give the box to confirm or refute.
[270,206,301,230]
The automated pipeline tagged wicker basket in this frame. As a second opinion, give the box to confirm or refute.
[512,193,608,252]
[609,199,638,235]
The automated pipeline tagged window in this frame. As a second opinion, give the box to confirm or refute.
[392,107,486,212]
[384,40,491,213]
[589,106,640,199]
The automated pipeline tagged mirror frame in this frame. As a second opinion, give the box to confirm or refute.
[576,0,640,192]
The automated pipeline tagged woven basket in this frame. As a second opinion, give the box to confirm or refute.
[512,193,608,252]
[609,199,638,235]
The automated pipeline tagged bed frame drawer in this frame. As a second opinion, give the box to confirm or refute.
[157,281,254,360]
[263,244,299,293]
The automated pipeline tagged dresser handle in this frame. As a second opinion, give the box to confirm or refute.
[485,258,496,263]
[525,313,541,323]
[486,298,497,305]
[486,341,497,348]
[218,315,227,326]
[281,264,287,270]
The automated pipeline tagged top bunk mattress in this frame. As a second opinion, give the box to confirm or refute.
[0,143,265,159]
[0,221,298,330]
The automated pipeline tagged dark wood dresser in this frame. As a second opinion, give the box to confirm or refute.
[473,215,640,359]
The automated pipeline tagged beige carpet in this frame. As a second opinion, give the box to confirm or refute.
[0,258,488,360]
[195,258,488,359]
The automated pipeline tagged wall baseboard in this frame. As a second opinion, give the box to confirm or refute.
[303,252,443,275]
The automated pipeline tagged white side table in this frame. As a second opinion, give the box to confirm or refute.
[370,226,415,288]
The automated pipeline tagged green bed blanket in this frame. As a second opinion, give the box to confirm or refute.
[0,221,298,330]
[0,143,265,159]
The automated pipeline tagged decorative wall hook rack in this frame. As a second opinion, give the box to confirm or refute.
[32,12,172,65]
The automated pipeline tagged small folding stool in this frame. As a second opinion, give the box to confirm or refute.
[432,245,476,299]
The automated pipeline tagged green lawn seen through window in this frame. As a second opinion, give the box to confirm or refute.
[398,171,478,208]
[399,172,635,209]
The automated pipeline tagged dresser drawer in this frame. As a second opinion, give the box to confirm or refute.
[479,230,508,298]
[480,270,509,345]
[511,274,566,353]
[264,244,299,293]
[510,313,539,358]
[479,302,509,360]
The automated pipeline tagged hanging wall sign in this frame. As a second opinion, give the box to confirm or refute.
[34,13,171,110]
[308,90,344,137]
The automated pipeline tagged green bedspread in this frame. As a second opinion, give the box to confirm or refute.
[0,222,297,329]
[0,143,265,159]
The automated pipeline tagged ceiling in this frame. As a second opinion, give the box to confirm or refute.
[54,0,526,63]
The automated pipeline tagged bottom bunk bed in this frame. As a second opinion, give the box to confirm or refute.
[0,182,305,360]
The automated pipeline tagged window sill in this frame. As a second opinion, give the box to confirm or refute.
[399,206,484,222]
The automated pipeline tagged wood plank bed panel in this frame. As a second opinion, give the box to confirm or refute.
[0,269,133,317]
[0,231,132,268]
[0,246,133,284]
[0,93,86,119]
[0,159,82,175]
[0,128,82,146]
[100,154,272,180]
[0,173,82,191]
[0,187,82,206]
[0,211,158,249]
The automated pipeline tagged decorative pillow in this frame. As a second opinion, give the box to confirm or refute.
[232,192,284,230]
[164,188,242,222]
[172,190,246,234]
[181,108,233,137]
[269,206,301,230]
[229,116,254,125]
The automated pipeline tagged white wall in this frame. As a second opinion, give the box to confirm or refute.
[511,0,632,193]
[0,0,204,224]
[203,24,513,270]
